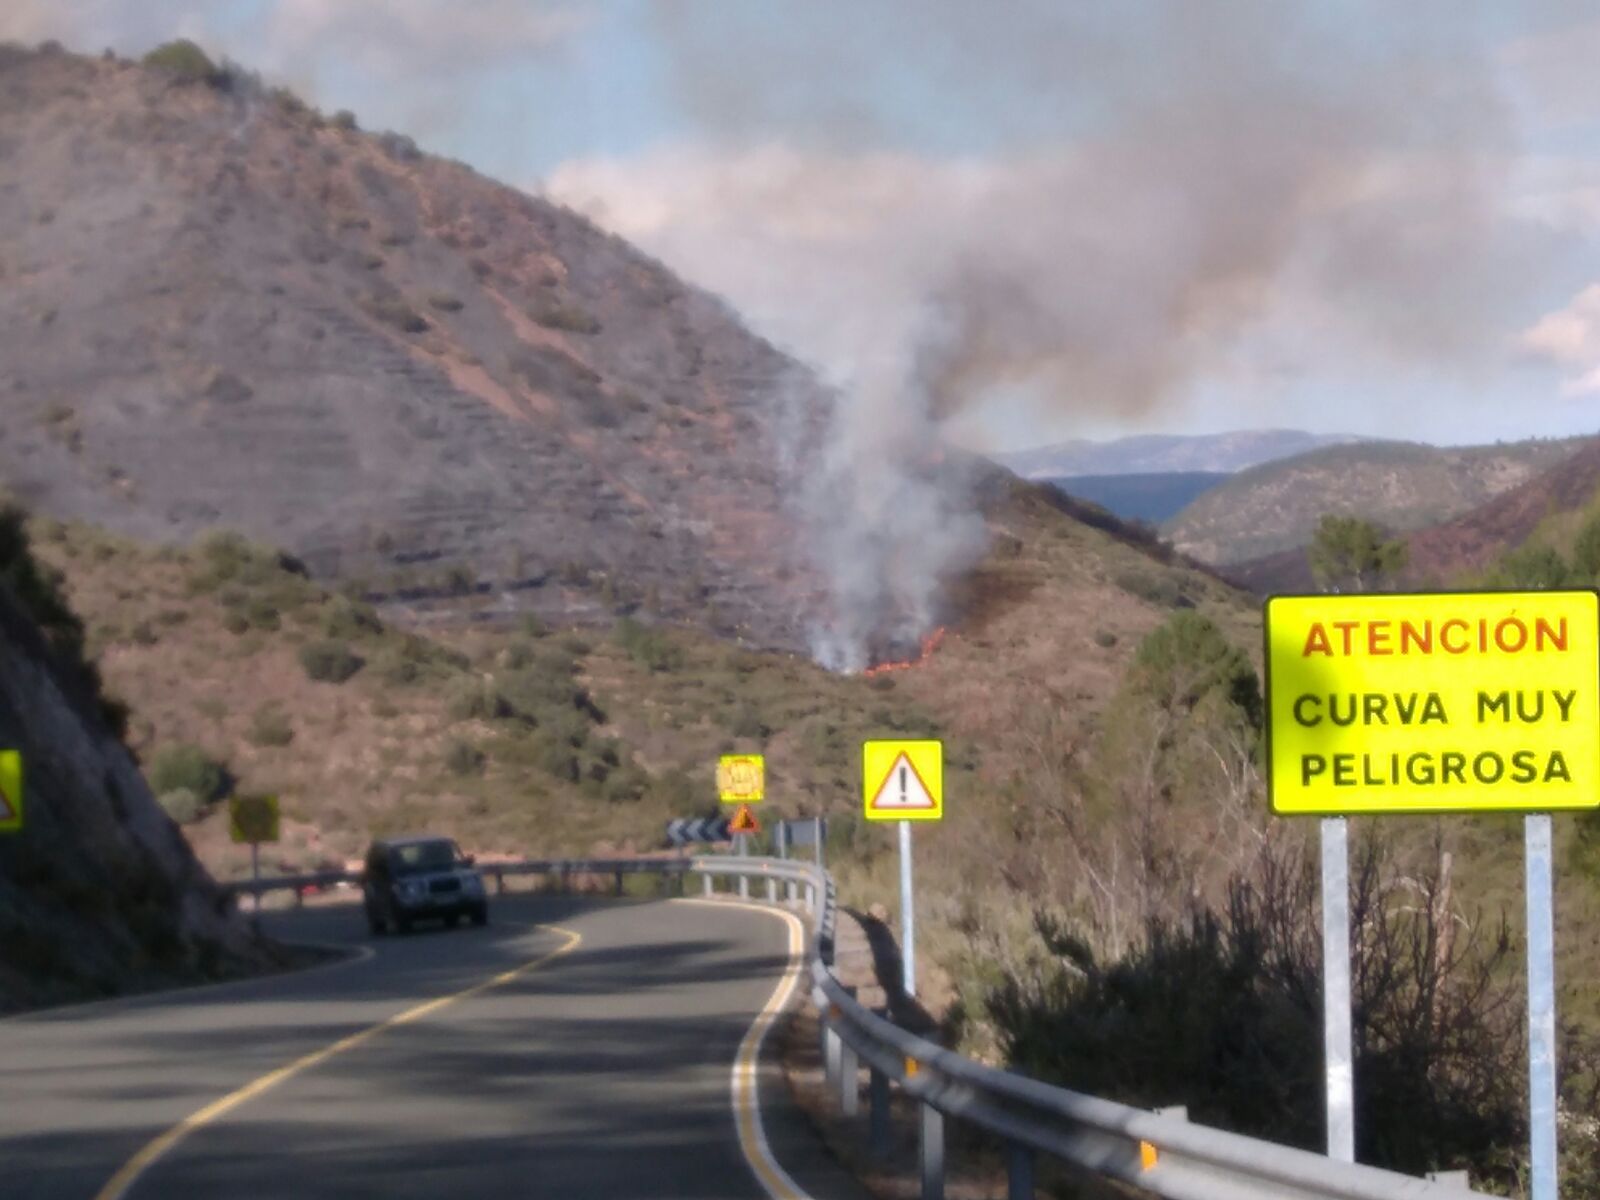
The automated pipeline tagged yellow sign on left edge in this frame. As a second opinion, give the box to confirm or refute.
[229,794,281,845]
[0,750,22,833]
[718,754,765,803]
[1265,590,1600,815]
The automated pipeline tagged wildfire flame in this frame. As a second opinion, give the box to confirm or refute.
[862,626,947,677]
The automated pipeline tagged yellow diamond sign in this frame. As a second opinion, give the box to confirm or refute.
[1265,591,1600,815]
[862,740,943,822]
[229,793,281,845]
[718,754,765,803]
[0,750,22,833]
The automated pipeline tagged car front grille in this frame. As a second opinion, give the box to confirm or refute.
[428,877,461,895]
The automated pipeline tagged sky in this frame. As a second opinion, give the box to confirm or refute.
[7,1,1600,452]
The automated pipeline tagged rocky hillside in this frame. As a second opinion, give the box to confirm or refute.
[0,43,827,651]
[1166,436,1590,566]
[0,509,274,1010]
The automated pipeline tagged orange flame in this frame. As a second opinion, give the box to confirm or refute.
[863,626,947,677]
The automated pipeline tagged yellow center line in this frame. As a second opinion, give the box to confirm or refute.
[674,897,811,1200]
[94,923,583,1200]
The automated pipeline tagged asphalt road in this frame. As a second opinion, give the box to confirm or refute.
[0,895,873,1200]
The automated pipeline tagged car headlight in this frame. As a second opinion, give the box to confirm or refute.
[397,879,425,900]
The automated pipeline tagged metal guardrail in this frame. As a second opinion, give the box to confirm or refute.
[227,854,1491,1199]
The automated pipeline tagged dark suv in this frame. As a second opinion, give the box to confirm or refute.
[362,836,488,934]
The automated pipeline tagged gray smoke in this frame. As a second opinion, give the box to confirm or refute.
[649,2,1573,668]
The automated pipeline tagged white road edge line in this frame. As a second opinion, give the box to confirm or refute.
[673,897,813,1200]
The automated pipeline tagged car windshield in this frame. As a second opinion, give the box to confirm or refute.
[391,841,461,875]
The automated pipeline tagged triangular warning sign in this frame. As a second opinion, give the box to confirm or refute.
[0,786,14,822]
[728,803,761,835]
[868,752,936,812]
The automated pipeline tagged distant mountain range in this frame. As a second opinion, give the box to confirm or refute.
[994,430,1367,478]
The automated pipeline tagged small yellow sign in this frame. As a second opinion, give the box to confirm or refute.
[229,793,281,845]
[718,754,765,803]
[1265,591,1600,815]
[862,740,943,822]
[0,750,22,833]
[728,802,761,835]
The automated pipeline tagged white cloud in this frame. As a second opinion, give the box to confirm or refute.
[1500,18,1600,135]
[1521,284,1600,395]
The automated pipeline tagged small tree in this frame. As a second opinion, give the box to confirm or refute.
[1571,510,1600,583]
[1309,515,1408,593]
[298,639,362,683]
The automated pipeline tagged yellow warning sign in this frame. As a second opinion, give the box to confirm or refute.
[0,750,22,834]
[229,794,281,845]
[728,802,761,835]
[717,754,765,803]
[862,740,943,822]
[1265,591,1600,815]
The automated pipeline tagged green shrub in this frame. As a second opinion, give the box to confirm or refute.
[158,788,205,825]
[613,617,684,671]
[330,109,358,131]
[248,706,295,747]
[141,39,221,86]
[444,738,485,776]
[298,639,363,683]
[1493,543,1571,589]
[321,595,382,640]
[148,744,229,802]
[729,705,769,740]
[222,609,250,635]
[372,648,422,686]
[427,293,464,313]
[1113,568,1189,608]
[531,302,601,335]
[1573,510,1600,583]
[1093,629,1118,648]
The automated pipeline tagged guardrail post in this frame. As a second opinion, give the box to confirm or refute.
[839,1039,858,1117]
[494,870,505,895]
[1006,1143,1033,1200]
[614,870,624,896]
[738,872,749,899]
[703,873,713,897]
[869,1067,890,1158]
[921,1102,944,1200]
[786,880,797,903]
[294,886,305,909]
[805,884,816,912]
[766,877,777,903]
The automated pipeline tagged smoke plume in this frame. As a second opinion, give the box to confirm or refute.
[622,2,1574,667]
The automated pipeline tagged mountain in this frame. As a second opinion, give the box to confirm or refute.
[1045,471,1229,524]
[994,430,1365,479]
[0,43,826,652]
[1224,437,1600,593]
[1165,436,1590,566]
[0,508,273,1010]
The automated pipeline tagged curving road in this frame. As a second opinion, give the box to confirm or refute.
[0,895,872,1200]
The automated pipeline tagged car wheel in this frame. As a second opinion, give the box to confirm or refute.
[470,905,488,927]
[444,912,460,929]
[395,913,414,935]
[368,912,387,936]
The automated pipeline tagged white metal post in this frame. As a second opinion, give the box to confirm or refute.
[899,819,916,999]
[1526,814,1558,1200]
[815,816,824,868]
[251,842,261,913]
[1321,817,1354,1162]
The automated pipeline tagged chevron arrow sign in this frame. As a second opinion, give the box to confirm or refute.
[666,816,731,847]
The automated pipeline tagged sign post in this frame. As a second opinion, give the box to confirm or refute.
[863,739,943,1000]
[1320,817,1354,1162]
[228,794,281,914]
[1265,590,1599,1185]
[718,754,764,858]
[1526,813,1557,1200]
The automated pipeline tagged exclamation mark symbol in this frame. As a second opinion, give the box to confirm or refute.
[899,764,908,805]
